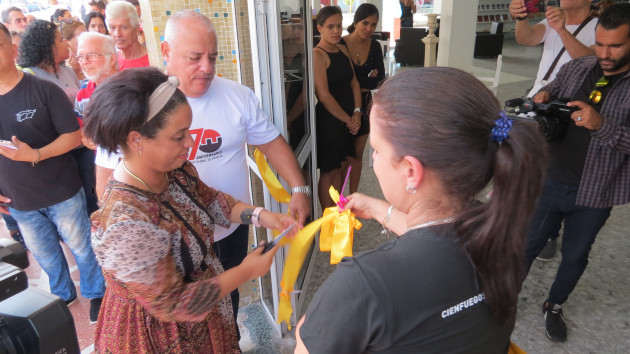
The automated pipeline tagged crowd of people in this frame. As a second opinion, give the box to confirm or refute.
[1,0,629,352]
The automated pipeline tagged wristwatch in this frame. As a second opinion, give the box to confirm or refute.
[353,107,362,114]
[292,185,311,199]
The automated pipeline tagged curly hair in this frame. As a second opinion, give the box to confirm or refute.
[17,20,58,72]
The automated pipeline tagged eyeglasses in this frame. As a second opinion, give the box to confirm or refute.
[589,76,609,104]
[76,54,108,62]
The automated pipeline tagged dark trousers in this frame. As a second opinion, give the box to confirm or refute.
[70,147,98,215]
[524,179,611,305]
[212,224,249,340]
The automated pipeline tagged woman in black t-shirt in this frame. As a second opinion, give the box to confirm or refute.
[296,67,547,353]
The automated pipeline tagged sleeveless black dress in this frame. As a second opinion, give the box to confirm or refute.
[315,48,356,173]
[339,38,385,137]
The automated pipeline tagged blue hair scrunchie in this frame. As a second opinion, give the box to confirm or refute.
[491,111,513,143]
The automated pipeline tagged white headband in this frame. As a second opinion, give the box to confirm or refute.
[146,75,180,123]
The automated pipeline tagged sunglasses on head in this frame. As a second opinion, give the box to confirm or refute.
[589,76,608,104]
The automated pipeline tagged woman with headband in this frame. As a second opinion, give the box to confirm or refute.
[296,67,547,352]
[84,67,299,353]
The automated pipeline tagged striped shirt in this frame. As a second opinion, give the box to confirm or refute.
[541,55,630,208]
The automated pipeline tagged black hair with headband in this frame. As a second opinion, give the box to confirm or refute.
[83,67,188,154]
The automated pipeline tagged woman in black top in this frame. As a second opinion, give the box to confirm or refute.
[400,0,416,28]
[313,6,361,208]
[296,68,548,353]
[340,3,385,194]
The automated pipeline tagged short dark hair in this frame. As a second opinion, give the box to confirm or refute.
[598,3,630,36]
[51,8,70,24]
[16,20,58,71]
[1,7,22,24]
[316,6,341,27]
[84,11,108,35]
[88,0,107,10]
[84,67,188,154]
[347,3,379,33]
[372,67,547,324]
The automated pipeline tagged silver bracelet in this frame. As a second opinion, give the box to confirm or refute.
[291,185,311,199]
[381,205,394,235]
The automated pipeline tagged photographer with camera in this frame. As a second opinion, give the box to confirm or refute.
[523,3,630,343]
[510,0,596,99]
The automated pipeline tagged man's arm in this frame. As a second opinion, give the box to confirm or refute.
[511,0,546,45]
[0,130,82,164]
[546,7,595,58]
[255,136,311,224]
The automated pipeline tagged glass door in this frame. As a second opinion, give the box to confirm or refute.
[245,0,319,334]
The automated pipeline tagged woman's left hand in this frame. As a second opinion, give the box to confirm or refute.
[259,210,301,238]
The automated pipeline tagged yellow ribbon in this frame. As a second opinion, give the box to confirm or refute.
[253,148,291,204]
[277,186,362,329]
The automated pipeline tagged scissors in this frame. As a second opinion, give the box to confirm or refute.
[258,222,297,254]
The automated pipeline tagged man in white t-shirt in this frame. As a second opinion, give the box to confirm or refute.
[509,0,595,261]
[511,0,596,98]
[161,10,311,337]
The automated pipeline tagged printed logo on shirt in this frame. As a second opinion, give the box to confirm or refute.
[16,109,36,122]
[441,293,485,319]
[189,128,224,162]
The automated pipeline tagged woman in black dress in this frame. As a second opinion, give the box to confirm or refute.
[340,3,385,194]
[313,6,361,208]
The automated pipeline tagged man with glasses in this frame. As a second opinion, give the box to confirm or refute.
[0,22,106,324]
[105,1,148,70]
[74,31,119,198]
[525,3,630,343]
[1,7,27,33]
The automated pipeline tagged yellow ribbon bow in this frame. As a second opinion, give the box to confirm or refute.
[277,186,362,329]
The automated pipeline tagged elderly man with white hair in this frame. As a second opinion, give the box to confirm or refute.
[74,32,121,200]
[160,10,312,339]
[105,0,148,70]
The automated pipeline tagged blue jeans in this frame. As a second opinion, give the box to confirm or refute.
[9,189,106,301]
[524,179,611,305]
[212,224,249,339]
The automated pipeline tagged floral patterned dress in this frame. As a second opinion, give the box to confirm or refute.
[91,162,240,353]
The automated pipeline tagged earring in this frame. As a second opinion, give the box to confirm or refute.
[406,185,416,194]
[137,149,142,157]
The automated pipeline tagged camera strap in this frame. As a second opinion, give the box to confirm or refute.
[542,16,594,82]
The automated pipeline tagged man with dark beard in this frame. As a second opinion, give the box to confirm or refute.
[524,3,630,343]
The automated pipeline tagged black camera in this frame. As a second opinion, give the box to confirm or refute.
[505,98,579,142]
[0,239,80,354]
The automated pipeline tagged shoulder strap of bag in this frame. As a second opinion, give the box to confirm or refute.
[542,16,594,81]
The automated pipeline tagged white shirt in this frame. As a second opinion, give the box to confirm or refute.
[528,18,598,97]
[96,76,279,241]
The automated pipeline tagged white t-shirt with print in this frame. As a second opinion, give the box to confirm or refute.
[187,76,279,241]
[528,18,598,97]
[96,76,280,242]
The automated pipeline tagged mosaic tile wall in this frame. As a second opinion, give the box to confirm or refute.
[234,0,255,89]
[140,0,244,82]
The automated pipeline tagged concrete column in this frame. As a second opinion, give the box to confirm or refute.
[369,0,383,32]
[436,0,479,72]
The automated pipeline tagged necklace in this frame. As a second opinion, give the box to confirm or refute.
[122,161,167,193]
[407,216,455,232]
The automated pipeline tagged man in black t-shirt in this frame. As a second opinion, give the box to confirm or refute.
[0,23,105,324]
[524,4,630,343]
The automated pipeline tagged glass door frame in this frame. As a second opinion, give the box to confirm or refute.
[246,0,320,334]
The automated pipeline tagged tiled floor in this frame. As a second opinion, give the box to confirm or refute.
[3,36,630,353]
